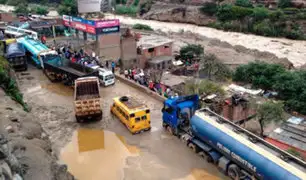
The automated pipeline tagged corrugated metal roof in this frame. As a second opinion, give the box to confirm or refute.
[269,118,306,151]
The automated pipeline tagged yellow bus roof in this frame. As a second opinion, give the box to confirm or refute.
[4,38,16,44]
[113,96,149,113]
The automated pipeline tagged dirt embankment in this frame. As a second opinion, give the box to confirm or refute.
[0,88,74,180]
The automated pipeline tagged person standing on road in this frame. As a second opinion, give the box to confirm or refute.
[111,61,115,73]
[106,61,109,69]
[41,34,46,44]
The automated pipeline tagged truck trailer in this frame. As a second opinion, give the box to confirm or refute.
[162,95,306,180]
[43,58,98,86]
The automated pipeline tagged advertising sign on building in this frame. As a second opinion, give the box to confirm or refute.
[77,0,103,13]
[62,15,71,27]
[95,19,120,28]
[71,21,96,34]
[96,26,120,35]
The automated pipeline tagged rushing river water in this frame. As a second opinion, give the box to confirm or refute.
[105,14,306,67]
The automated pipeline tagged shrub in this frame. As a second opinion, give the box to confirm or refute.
[0,57,28,111]
[252,7,269,21]
[217,4,253,21]
[133,0,140,6]
[35,6,49,15]
[14,4,29,14]
[179,44,204,60]
[278,0,292,8]
[253,20,278,36]
[268,9,285,21]
[283,8,300,14]
[0,0,7,4]
[185,79,225,96]
[235,0,253,8]
[199,2,218,16]
[233,61,286,90]
[115,5,138,16]
[7,0,26,6]
[132,23,153,31]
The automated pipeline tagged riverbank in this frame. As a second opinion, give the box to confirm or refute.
[106,13,306,68]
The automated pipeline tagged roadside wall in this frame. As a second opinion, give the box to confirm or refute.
[115,74,166,102]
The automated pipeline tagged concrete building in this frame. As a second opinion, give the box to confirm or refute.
[137,33,173,69]
[120,28,137,69]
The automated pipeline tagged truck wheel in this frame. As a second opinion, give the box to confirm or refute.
[227,164,241,180]
[187,142,199,153]
[198,151,206,159]
[206,155,213,163]
[76,116,82,123]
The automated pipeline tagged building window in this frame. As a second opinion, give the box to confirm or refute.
[164,45,169,49]
[148,48,154,53]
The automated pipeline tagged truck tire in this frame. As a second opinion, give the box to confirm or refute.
[227,164,241,180]
[198,151,206,159]
[206,154,213,163]
[187,142,199,153]
[76,116,83,123]
[120,96,129,102]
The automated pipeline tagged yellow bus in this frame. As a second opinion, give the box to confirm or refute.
[111,96,151,134]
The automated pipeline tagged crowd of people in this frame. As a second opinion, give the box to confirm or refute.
[123,68,178,98]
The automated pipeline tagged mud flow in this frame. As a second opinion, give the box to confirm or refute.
[60,128,139,180]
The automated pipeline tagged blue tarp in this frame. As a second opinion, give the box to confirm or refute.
[6,43,25,58]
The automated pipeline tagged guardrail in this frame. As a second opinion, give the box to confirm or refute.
[115,73,166,102]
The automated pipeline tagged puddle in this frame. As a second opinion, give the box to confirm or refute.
[41,83,73,96]
[60,128,139,180]
[177,168,222,180]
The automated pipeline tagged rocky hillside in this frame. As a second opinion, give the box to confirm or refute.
[0,89,74,180]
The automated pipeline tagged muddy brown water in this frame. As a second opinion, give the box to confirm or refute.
[60,129,140,180]
[61,129,222,180]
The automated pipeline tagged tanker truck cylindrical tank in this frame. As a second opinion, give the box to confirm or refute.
[190,114,303,180]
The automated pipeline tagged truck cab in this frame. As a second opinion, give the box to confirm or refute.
[162,95,199,135]
[91,66,115,86]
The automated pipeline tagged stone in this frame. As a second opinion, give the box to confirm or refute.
[0,144,9,159]
[13,174,22,180]
[6,155,21,173]
[9,117,18,123]
[5,126,14,134]
[5,108,13,111]
[0,160,13,180]
[0,135,8,145]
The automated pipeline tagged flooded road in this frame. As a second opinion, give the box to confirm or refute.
[61,129,139,180]
[17,65,228,180]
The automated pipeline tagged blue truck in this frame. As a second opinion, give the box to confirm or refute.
[162,95,306,180]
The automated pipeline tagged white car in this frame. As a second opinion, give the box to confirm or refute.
[91,65,115,86]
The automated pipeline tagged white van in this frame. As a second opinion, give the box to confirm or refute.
[91,66,115,86]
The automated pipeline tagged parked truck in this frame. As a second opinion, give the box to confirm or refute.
[5,42,28,71]
[162,95,306,180]
[74,76,102,123]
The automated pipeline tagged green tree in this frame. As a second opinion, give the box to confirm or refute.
[179,44,204,61]
[35,6,49,15]
[233,61,286,90]
[235,0,253,8]
[278,0,292,8]
[257,101,285,137]
[217,4,253,21]
[199,2,218,16]
[252,7,269,21]
[200,54,232,81]
[57,0,78,16]
[14,3,29,14]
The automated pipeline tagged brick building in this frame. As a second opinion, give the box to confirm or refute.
[137,34,173,69]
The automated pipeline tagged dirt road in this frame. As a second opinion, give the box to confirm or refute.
[16,65,227,180]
